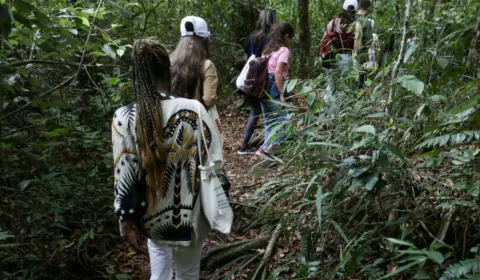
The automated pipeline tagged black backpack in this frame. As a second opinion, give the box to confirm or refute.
[243,54,272,100]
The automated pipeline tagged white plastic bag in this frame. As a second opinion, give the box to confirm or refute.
[235,54,255,90]
[196,102,233,234]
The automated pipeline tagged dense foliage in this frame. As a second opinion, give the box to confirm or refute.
[1,0,479,279]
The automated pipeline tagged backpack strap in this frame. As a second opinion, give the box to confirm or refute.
[249,35,254,56]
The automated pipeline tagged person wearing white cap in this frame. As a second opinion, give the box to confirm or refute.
[171,16,218,110]
[170,15,228,161]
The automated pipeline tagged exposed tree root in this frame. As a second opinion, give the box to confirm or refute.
[201,237,269,270]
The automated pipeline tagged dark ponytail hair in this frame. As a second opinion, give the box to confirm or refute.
[263,22,294,54]
[339,5,356,30]
[252,9,276,42]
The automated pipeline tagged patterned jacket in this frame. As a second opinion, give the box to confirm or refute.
[111,93,222,247]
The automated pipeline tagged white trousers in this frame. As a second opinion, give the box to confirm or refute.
[147,230,208,280]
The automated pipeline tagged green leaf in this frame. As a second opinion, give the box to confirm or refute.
[448,98,479,115]
[415,103,429,120]
[378,257,427,280]
[430,94,448,103]
[423,250,444,264]
[23,254,38,260]
[102,44,117,59]
[386,238,415,247]
[78,16,90,27]
[0,232,14,241]
[116,274,132,280]
[109,77,119,86]
[436,57,449,69]
[348,164,372,178]
[89,51,106,57]
[124,3,141,8]
[398,75,425,96]
[13,0,36,15]
[440,257,480,280]
[403,44,418,63]
[377,150,389,173]
[116,48,125,57]
[68,29,79,35]
[235,98,245,108]
[383,142,405,161]
[0,243,22,248]
[366,112,387,119]
[414,273,431,279]
[365,172,380,191]
[19,180,33,192]
[353,125,376,135]
[315,186,322,230]
[467,182,480,198]
[44,128,69,137]
[286,79,298,93]
[331,221,348,243]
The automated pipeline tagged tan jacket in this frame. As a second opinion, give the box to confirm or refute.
[194,59,218,109]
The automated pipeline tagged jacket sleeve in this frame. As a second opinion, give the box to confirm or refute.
[202,60,218,109]
[112,110,147,226]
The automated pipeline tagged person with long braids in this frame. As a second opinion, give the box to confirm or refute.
[111,39,223,280]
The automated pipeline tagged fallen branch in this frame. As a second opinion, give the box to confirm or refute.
[251,222,283,280]
[201,237,269,270]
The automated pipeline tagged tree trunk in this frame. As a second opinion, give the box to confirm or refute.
[298,0,310,78]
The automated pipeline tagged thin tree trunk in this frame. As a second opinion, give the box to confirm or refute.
[298,0,311,78]
[386,0,412,114]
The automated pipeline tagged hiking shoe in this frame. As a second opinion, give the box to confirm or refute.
[238,147,257,155]
[256,149,284,164]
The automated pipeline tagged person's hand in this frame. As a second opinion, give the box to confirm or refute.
[123,221,146,255]
[280,94,286,104]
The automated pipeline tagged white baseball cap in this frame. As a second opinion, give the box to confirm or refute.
[180,16,210,38]
[343,0,358,11]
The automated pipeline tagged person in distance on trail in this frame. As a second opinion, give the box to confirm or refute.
[170,15,231,197]
[255,22,295,164]
[239,9,277,155]
[322,0,358,103]
[111,39,223,280]
[354,0,374,89]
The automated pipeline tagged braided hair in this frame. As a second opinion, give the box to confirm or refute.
[132,39,170,212]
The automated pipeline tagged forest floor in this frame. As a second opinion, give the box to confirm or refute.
[112,96,287,280]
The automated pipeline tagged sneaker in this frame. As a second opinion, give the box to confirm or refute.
[256,149,284,164]
[238,147,257,155]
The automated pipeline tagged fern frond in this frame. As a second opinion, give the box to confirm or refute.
[415,131,480,150]
[439,257,480,280]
